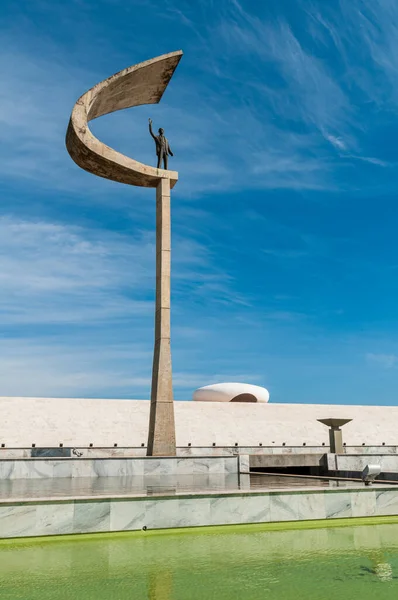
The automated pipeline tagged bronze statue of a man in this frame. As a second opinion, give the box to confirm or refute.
[149,118,174,170]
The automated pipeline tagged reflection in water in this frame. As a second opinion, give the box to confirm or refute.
[365,551,395,582]
[146,486,177,496]
[148,570,173,599]
[0,472,369,501]
[2,523,398,598]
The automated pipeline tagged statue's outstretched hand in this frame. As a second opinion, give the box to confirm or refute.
[148,118,152,124]
[169,151,174,156]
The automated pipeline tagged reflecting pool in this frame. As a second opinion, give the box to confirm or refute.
[2,522,398,599]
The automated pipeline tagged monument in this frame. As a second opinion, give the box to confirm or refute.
[65,51,183,456]
[148,118,174,169]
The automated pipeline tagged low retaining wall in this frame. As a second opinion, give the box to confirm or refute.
[1,486,398,539]
[327,454,398,477]
[1,445,396,460]
[0,456,239,480]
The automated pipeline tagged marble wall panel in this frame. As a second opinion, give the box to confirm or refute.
[193,458,215,475]
[270,493,299,522]
[209,458,226,474]
[351,490,377,518]
[125,459,144,477]
[24,460,54,479]
[176,497,211,527]
[376,490,398,516]
[176,458,194,475]
[35,502,74,536]
[241,494,271,524]
[0,461,15,479]
[71,460,97,478]
[52,460,72,478]
[73,501,110,533]
[0,504,37,538]
[239,455,250,473]
[143,459,175,477]
[297,492,326,520]
[145,498,180,529]
[93,459,126,477]
[110,499,147,531]
[325,492,352,518]
[224,458,239,474]
[209,495,246,525]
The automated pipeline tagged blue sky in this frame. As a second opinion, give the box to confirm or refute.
[2,0,398,404]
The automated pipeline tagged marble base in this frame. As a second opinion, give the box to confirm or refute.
[2,486,398,539]
[0,456,238,480]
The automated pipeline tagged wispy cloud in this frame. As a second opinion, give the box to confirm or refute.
[324,134,347,151]
[0,215,243,326]
[366,353,398,369]
[0,13,335,197]
[0,213,256,396]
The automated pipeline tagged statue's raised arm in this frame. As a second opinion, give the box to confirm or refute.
[148,118,157,140]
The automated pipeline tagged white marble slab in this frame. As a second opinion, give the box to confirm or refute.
[110,499,147,531]
[239,454,250,473]
[350,490,377,517]
[36,502,74,536]
[376,489,398,515]
[0,461,15,479]
[73,501,110,533]
[176,458,195,475]
[191,458,212,475]
[145,498,180,529]
[209,495,246,525]
[176,497,211,527]
[224,458,239,474]
[0,504,37,538]
[52,461,72,478]
[125,459,144,477]
[325,492,352,518]
[297,492,326,520]
[270,493,299,521]
[143,459,177,477]
[241,494,271,523]
[71,461,96,478]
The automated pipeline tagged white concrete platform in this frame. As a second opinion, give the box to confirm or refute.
[1,397,398,447]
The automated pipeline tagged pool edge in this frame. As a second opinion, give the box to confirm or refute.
[2,515,398,546]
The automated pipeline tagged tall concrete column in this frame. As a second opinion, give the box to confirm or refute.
[147,177,176,456]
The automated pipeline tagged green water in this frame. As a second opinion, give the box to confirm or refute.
[2,522,398,599]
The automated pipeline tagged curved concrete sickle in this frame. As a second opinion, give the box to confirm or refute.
[65,50,182,188]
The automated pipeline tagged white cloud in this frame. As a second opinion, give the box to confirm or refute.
[324,134,347,151]
[0,216,154,325]
[0,214,256,396]
[351,156,389,167]
[0,19,335,196]
[0,339,152,397]
[366,353,398,369]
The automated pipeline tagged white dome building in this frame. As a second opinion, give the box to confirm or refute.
[193,383,269,403]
